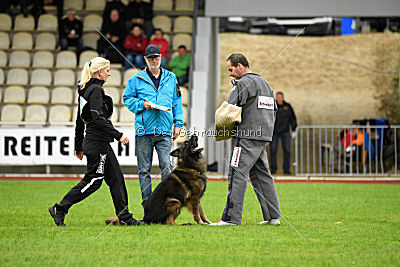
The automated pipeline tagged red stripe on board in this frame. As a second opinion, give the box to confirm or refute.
[0,176,399,184]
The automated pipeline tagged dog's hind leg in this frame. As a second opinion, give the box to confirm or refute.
[165,198,192,225]
[199,202,212,224]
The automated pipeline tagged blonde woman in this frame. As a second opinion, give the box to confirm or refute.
[49,57,142,226]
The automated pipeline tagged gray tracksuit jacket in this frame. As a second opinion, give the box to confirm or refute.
[228,73,276,142]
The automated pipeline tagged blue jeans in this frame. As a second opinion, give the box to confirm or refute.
[177,73,188,86]
[270,131,291,173]
[125,53,144,70]
[59,37,83,56]
[135,135,172,207]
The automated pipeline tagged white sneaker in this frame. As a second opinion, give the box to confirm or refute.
[209,219,237,226]
[257,218,281,226]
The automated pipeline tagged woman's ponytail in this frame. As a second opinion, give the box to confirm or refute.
[79,57,110,89]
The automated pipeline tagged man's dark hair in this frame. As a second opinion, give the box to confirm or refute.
[178,45,187,50]
[154,28,163,34]
[276,91,284,96]
[227,53,249,68]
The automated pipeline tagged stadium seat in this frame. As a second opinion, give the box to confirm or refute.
[3,86,26,104]
[172,34,192,51]
[119,106,134,122]
[7,68,29,86]
[72,105,78,121]
[182,105,187,123]
[8,51,31,68]
[35,33,57,50]
[123,68,139,85]
[64,0,84,10]
[105,69,121,86]
[86,0,106,11]
[0,32,10,49]
[37,14,58,32]
[1,104,23,122]
[74,90,78,104]
[174,16,193,33]
[30,69,52,86]
[25,104,47,123]
[27,86,50,104]
[12,32,33,50]
[0,89,2,102]
[83,33,98,50]
[175,0,195,11]
[79,50,99,67]
[104,87,120,105]
[152,15,172,33]
[54,69,75,86]
[83,14,102,32]
[0,13,12,31]
[180,86,188,106]
[49,105,71,123]
[0,50,7,67]
[32,51,54,69]
[0,69,4,85]
[56,51,77,69]
[14,14,35,31]
[153,0,173,11]
[51,87,73,104]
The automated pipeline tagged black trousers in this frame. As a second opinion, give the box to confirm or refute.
[57,139,132,220]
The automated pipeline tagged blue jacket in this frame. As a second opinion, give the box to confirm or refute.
[123,68,184,136]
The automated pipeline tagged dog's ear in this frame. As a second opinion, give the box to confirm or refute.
[193,147,203,154]
[170,148,180,157]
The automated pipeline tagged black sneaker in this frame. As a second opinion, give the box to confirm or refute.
[48,205,66,226]
[119,217,143,226]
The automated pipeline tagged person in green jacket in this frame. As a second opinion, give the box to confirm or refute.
[168,45,190,86]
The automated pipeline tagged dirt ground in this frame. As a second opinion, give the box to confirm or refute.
[219,33,400,125]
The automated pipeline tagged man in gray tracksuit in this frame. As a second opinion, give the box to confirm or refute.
[211,53,281,226]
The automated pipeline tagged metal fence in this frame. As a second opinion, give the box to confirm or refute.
[295,125,400,176]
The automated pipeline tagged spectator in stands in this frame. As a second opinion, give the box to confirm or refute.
[168,45,190,86]
[124,0,153,39]
[270,91,297,175]
[59,8,83,56]
[97,9,126,63]
[147,28,169,69]
[103,0,126,23]
[124,25,147,70]
[19,0,63,21]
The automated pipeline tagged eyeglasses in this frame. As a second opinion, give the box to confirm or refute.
[147,56,160,60]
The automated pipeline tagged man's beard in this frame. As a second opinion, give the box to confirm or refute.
[147,60,161,71]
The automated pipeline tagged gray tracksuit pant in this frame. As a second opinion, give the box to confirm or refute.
[222,137,281,224]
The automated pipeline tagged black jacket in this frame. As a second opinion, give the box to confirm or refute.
[75,78,123,151]
[59,17,83,39]
[273,101,297,134]
[124,1,153,21]
[100,18,126,47]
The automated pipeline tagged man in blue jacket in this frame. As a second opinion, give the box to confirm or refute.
[123,44,184,208]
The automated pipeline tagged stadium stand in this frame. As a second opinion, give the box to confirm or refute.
[153,15,172,33]
[1,104,24,122]
[27,86,50,104]
[172,33,192,50]
[0,32,10,49]
[85,0,106,11]
[0,69,4,85]
[51,87,73,105]
[104,87,120,105]
[0,13,12,31]
[12,32,33,50]
[35,33,57,50]
[25,104,47,123]
[175,0,195,11]
[64,0,84,10]
[14,14,35,31]
[56,51,77,69]
[82,33,98,50]
[49,105,71,123]
[174,16,193,33]
[119,106,134,123]
[79,50,99,67]
[54,69,75,86]
[104,69,122,87]
[7,68,29,86]
[123,68,139,86]
[37,14,58,32]
[3,86,26,104]
[180,86,188,106]
[9,51,31,68]
[32,51,54,69]
[30,69,53,86]
[83,14,102,32]
[153,0,173,11]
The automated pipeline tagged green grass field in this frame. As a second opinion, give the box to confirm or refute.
[0,180,399,266]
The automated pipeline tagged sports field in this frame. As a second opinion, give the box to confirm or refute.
[0,180,399,266]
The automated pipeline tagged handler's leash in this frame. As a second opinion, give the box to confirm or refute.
[95,162,173,239]
[223,158,305,239]
[95,28,173,107]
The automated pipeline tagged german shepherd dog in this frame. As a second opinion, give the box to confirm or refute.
[143,135,211,225]
[105,135,211,225]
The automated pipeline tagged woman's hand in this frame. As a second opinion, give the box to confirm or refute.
[120,135,130,146]
[75,151,84,160]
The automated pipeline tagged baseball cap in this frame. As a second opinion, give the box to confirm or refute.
[145,45,161,58]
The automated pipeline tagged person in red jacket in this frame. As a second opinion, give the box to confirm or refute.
[147,28,169,69]
[124,25,147,70]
